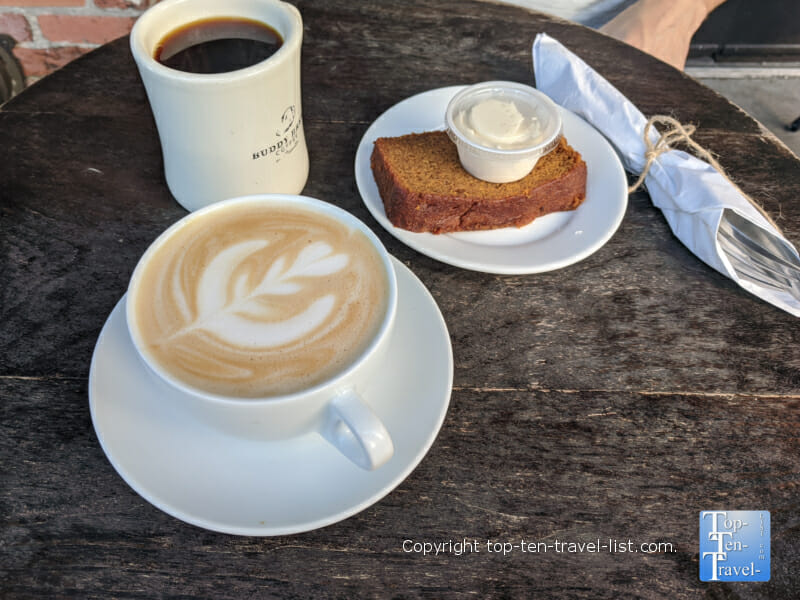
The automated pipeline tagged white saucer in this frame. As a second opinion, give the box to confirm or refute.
[354,85,628,274]
[88,257,453,536]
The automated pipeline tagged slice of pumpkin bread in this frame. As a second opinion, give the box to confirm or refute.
[370,131,587,234]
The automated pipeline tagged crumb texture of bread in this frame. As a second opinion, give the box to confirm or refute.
[370,131,587,234]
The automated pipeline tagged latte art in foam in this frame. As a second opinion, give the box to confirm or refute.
[130,203,389,397]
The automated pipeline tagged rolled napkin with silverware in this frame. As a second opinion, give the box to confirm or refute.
[532,33,800,317]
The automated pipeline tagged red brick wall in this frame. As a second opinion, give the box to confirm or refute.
[0,1,157,83]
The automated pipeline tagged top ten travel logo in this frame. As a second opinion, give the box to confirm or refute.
[699,511,770,582]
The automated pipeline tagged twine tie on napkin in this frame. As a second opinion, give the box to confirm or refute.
[627,115,720,194]
[628,115,781,232]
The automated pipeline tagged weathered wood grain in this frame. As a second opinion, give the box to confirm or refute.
[1,0,798,597]
[2,378,798,598]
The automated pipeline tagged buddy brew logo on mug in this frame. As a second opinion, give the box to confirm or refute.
[700,511,770,582]
[252,104,302,162]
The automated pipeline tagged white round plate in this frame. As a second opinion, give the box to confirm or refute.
[89,257,453,536]
[354,85,628,274]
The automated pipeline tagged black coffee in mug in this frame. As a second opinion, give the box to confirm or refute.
[154,17,283,74]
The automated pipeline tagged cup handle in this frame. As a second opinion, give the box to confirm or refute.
[321,391,394,470]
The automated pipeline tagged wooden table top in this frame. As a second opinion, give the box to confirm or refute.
[2,0,798,597]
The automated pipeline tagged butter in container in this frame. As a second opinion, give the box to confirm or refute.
[445,81,563,183]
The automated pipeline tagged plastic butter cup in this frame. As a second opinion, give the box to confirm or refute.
[445,81,563,183]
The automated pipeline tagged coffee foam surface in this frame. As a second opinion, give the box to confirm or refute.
[131,203,389,397]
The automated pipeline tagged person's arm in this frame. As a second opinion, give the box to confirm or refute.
[599,0,728,70]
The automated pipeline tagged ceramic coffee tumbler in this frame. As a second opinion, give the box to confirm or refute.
[125,195,397,471]
[130,0,309,212]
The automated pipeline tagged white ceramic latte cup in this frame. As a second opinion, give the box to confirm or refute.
[125,194,397,471]
[130,0,309,212]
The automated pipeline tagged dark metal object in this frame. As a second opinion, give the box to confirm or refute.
[0,35,25,105]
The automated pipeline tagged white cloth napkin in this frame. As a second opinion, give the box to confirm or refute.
[532,33,800,317]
